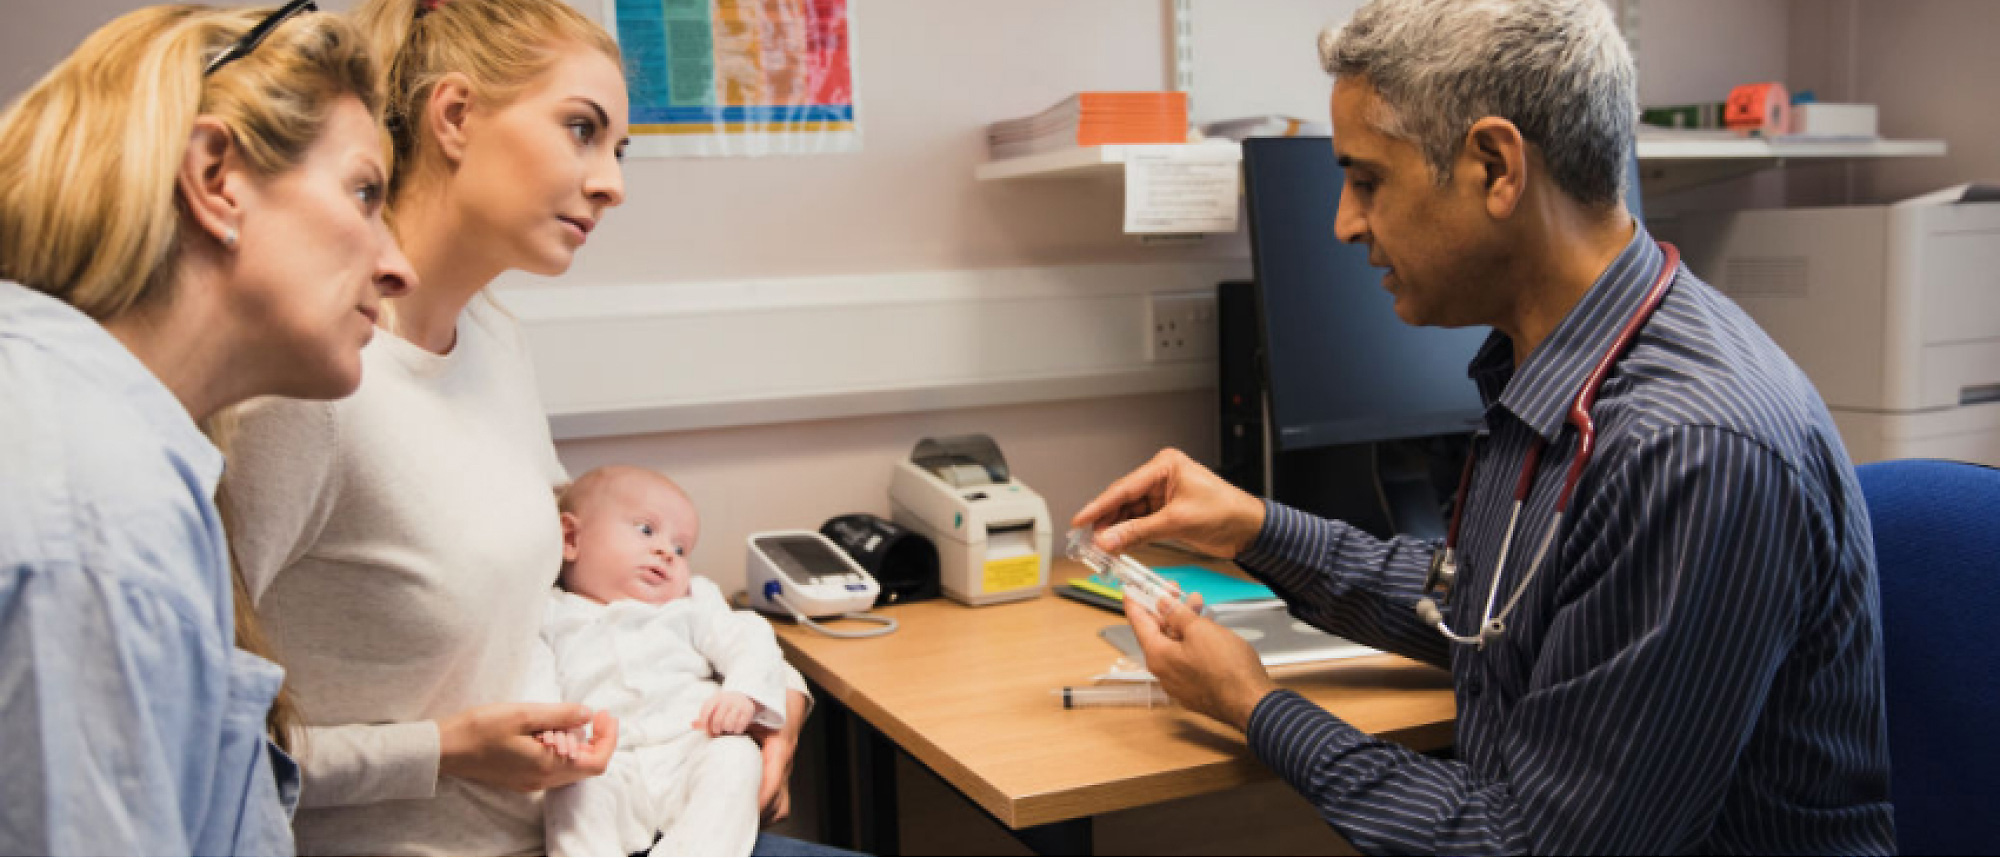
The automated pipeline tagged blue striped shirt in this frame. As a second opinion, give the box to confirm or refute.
[1235,228,1895,854]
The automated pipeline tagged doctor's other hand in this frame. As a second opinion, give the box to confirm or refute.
[438,702,618,792]
[1126,593,1277,732]
[1072,448,1267,558]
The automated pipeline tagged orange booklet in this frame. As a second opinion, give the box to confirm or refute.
[989,91,1189,157]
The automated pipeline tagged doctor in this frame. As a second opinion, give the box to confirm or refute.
[1073,0,1893,853]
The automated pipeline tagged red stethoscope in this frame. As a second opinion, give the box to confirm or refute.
[1417,242,1681,648]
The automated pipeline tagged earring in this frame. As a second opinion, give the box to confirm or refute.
[223,228,238,249]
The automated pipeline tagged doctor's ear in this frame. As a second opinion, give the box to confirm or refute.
[179,116,245,250]
[1464,117,1527,219]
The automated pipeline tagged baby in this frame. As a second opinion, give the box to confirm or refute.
[537,465,790,857]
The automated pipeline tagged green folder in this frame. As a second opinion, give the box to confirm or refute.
[1068,564,1278,607]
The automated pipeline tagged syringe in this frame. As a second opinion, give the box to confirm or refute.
[1064,528,1184,616]
[1053,684,1173,709]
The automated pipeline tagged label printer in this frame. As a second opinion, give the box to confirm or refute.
[889,434,1052,606]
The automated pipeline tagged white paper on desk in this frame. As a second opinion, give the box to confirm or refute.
[1123,147,1241,234]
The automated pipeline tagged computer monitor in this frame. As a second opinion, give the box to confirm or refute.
[1231,136,1644,537]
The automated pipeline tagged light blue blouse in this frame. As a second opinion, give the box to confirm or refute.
[0,282,299,855]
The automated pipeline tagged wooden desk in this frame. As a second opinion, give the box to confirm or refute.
[773,553,1456,855]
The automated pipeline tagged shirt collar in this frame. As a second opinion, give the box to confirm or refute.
[0,282,224,492]
[1466,226,1667,443]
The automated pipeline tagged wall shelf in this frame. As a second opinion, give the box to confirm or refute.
[1634,135,1947,195]
[974,143,1239,181]
[976,137,1946,193]
[1635,136,1945,160]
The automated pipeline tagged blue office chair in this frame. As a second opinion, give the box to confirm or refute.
[1855,458,2000,855]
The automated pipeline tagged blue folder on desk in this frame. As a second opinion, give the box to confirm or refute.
[1079,565,1284,611]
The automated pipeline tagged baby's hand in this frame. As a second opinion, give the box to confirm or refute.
[693,691,757,737]
[536,726,588,761]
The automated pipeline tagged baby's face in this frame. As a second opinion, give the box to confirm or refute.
[562,474,700,606]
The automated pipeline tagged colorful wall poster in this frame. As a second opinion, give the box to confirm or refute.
[607,0,860,157]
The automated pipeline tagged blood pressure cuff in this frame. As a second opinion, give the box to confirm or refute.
[820,513,940,607]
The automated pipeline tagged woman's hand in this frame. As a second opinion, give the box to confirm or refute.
[437,702,618,792]
[746,689,808,824]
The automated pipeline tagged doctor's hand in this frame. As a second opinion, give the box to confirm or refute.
[1126,594,1277,733]
[438,702,618,792]
[1072,448,1267,559]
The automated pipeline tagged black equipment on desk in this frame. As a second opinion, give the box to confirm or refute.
[1223,137,1646,539]
[820,513,940,607]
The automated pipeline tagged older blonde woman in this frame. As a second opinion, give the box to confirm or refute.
[0,2,412,853]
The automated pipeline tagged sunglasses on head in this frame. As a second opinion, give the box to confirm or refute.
[203,0,318,77]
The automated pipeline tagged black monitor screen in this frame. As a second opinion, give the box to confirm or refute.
[1243,136,1487,451]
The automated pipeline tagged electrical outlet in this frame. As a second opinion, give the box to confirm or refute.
[1147,291,1218,362]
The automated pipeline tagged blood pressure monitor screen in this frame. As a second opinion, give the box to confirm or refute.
[761,535,852,583]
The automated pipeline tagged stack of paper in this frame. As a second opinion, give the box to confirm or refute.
[1198,115,1330,141]
[988,91,1189,159]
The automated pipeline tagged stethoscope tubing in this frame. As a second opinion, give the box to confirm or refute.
[1422,241,1682,648]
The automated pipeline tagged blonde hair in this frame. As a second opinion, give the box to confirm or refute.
[351,0,619,206]
[0,4,379,322]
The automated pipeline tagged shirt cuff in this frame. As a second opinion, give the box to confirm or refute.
[782,664,814,721]
[380,720,444,799]
[1246,688,1372,797]
[1236,501,1339,594]
[725,670,793,731]
[295,719,442,809]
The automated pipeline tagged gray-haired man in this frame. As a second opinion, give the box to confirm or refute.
[1074,0,1894,852]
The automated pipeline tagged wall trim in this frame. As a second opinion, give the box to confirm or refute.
[498,262,1247,440]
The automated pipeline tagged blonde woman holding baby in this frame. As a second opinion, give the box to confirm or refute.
[220,0,816,853]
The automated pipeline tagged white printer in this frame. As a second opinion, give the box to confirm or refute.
[889,434,1052,606]
[1657,185,2000,465]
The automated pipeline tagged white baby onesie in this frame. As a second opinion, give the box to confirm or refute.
[541,578,790,857]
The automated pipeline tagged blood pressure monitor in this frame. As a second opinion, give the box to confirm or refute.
[745,531,894,637]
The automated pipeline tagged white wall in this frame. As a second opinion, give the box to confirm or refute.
[524,0,1249,288]
[1787,0,2000,207]
[1636,0,1791,105]
[0,0,142,99]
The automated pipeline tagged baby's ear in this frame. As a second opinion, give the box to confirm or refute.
[560,512,583,561]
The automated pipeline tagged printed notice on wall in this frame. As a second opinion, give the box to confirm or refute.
[606,0,860,158]
[1123,145,1241,234]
